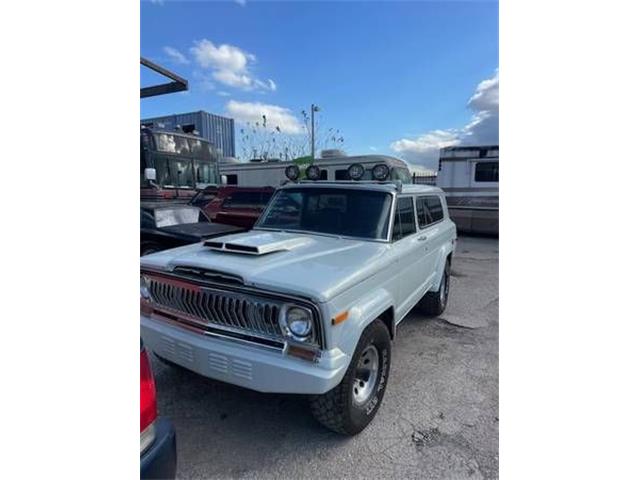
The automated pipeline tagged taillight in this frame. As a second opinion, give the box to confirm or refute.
[140,348,157,453]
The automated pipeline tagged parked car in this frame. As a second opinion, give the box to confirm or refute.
[188,185,219,209]
[196,186,274,229]
[140,340,177,479]
[141,202,244,256]
[140,179,456,435]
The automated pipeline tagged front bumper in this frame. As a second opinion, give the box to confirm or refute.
[140,418,177,480]
[141,314,350,394]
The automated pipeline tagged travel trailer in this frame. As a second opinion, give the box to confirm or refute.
[436,145,498,235]
[219,151,412,187]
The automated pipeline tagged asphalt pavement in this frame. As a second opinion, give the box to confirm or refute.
[151,235,499,479]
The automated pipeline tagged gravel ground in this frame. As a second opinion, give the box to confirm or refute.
[151,235,499,479]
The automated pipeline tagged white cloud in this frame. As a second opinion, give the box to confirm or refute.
[225,100,304,134]
[190,39,275,92]
[233,0,247,6]
[163,46,189,65]
[390,71,499,171]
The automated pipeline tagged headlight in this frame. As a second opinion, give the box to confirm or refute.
[282,306,313,340]
[140,275,151,299]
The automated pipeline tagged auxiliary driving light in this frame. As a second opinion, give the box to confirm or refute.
[285,165,300,181]
[347,163,365,180]
[306,165,321,181]
[372,163,390,181]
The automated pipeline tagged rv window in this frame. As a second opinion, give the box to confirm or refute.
[475,162,499,182]
[226,174,238,185]
[392,197,417,241]
[320,169,328,180]
[335,169,349,181]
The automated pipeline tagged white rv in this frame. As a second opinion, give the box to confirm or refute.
[220,151,412,187]
[436,145,498,235]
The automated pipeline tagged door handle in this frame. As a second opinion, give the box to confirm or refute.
[417,235,427,241]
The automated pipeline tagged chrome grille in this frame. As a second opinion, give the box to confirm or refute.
[146,276,284,341]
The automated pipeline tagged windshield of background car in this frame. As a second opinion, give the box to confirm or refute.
[256,187,393,240]
[154,207,201,227]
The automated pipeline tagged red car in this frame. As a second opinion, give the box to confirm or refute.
[141,340,176,479]
[196,186,274,229]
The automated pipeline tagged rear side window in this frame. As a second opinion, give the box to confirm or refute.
[416,196,444,227]
[475,162,499,182]
[392,197,417,241]
[426,196,444,222]
[222,192,264,209]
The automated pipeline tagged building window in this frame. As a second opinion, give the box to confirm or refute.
[475,162,499,182]
[392,197,417,241]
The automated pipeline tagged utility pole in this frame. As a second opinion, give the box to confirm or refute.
[310,104,320,160]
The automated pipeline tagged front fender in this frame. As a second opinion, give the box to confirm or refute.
[327,287,395,360]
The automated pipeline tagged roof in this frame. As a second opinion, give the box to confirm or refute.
[279,181,443,195]
[219,154,409,171]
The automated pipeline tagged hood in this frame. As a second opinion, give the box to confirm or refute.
[141,230,391,302]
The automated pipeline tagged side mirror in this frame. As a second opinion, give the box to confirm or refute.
[220,175,228,185]
[144,168,157,181]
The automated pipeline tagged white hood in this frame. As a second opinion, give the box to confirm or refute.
[141,230,391,302]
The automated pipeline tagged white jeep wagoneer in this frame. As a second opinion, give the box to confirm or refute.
[141,177,456,434]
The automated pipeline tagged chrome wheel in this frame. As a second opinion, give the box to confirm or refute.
[352,345,379,405]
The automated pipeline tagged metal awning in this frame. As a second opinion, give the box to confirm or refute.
[140,56,188,98]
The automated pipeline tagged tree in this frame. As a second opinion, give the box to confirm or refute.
[237,109,345,162]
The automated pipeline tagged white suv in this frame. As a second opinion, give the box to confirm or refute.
[140,180,456,434]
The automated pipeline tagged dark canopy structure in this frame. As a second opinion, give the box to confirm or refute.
[140,57,188,98]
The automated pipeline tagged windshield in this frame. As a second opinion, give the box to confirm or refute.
[256,187,393,240]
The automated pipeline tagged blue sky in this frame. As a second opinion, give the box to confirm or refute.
[141,0,498,172]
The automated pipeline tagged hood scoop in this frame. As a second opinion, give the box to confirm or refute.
[204,233,313,256]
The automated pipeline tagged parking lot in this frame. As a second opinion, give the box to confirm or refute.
[151,235,499,479]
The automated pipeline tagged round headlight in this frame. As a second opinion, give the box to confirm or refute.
[306,165,321,181]
[372,163,390,181]
[285,165,300,181]
[285,307,312,339]
[347,163,365,180]
[140,275,151,299]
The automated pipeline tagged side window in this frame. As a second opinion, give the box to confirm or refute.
[222,192,263,209]
[416,196,444,227]
[426,196,444,222]
[416,197,428,228]
[392,197,417,241]
[475,162,499,182]
[320,169,328,180]
[226,174,238,185]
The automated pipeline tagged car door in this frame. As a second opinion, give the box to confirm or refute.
[388,196,426,319]
[416,195,450,289]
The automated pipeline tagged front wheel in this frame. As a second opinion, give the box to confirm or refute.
[310,319,391,435]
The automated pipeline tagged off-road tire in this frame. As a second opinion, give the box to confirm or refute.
[418,258,451,317]
[309,319,391,435]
